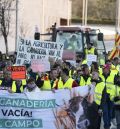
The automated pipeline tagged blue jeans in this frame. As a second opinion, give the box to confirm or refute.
[102,100,114,128]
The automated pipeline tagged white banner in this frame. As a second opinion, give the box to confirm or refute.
[31,59,50,72]
[87,54,97,62]
[0,86,91,129]
[16,37,64,65]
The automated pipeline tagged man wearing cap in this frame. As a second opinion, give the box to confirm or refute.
[99,64,116,129]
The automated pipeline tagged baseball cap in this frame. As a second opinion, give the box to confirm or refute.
[103,64,110,69]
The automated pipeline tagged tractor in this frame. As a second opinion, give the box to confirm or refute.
[35,23,106,65]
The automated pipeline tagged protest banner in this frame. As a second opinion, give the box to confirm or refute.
[31,59,50,72]
[87,54,97,62]
[63,50,76,60]
[7,66,26,80]
[16,37,64,65]
[0,86,92,129]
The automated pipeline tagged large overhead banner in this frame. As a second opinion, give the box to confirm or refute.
[16,37,64,65]
[0,86,92,129]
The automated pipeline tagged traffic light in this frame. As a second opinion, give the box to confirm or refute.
[98,32,103,41]
[34,32,40,40]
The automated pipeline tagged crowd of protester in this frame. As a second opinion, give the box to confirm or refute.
[0,42,120,129]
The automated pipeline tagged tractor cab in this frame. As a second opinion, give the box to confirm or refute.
[55,26,106,65]
[39,24,106,65]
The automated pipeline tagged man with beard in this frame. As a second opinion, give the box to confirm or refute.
[24,78,40,93]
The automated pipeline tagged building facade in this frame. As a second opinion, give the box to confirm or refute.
[0,0,72,53]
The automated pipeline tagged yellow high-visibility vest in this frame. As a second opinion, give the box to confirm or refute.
[85,47,95,55]
[111,64,120,75]
[58,78,74,89]
[12,80,26,93]
[57,77,63,89]
[99,72,115,94]
[69,70,72,78]
[0,80,2,85]
[110,85,120,105]
[79,76,91,86]
[99,67,103,74]
[36,75,39,80]
[82,60,87,65]
[42,79,58,90]
[94,82,105,105]
[69,70,76,78]
[100,58,105,65]
[22,79,26,85]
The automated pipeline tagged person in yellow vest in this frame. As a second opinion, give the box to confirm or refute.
[76,53,87,67]
[87,71,105,129]
[24,78,40,93]
[90,62,103,75]
[52,64,64,86]
[12,79,26,93]
[99,64,116,129]
[105,59,118,75]
[55,68,78,89]
[110,74,120,129]
[111,57,120,75]
[90,62,99,73]
[63,61,72,78]
[78,64,91,86]
[36,68,58,90]
[85,42,98,56]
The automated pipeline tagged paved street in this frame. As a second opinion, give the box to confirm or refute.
[100,118,117,129]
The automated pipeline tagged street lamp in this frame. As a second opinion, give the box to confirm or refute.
[67,0,72,26]
[116,0,120,31]
[82,0,88,26]
[15,0,18,51]
[42,0,45,34]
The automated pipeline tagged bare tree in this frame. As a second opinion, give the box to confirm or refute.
[0,0,15,55]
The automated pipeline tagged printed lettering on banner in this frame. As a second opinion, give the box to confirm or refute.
[31,59,50,72]
[87,54,97,62]
[16,37,64,65]
[0,86,93,129]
